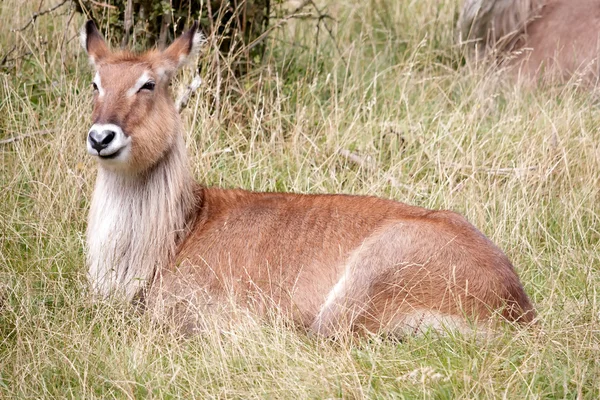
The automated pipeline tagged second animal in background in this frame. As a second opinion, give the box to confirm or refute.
[458,0,600,83]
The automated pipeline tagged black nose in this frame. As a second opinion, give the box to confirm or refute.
[88,129,116,152]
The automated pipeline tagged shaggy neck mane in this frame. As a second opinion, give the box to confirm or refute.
[87,135,197,301]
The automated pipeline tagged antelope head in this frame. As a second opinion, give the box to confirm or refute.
[80,20,203,173]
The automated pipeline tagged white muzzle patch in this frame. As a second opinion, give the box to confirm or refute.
[87,123,132,162]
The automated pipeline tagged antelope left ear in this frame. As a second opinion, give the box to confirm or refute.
[80,20,110,66]
[161,21,204,73]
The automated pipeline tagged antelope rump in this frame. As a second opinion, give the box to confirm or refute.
[81,20,535,336]
[459,0,600,82]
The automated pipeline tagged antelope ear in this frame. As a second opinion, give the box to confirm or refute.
[80,20,109,66]
[161,21,204,73]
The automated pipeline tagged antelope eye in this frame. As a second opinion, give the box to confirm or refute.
[139,81,155,92]
[92,82,98,91]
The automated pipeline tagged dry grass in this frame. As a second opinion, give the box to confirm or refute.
[1,0,599,398]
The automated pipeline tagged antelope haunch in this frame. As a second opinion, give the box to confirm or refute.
[82,20,535,336]
[458,0,600,82]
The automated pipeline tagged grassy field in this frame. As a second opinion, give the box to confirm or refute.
[1,0,599,398]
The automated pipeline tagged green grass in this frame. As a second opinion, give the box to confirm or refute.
[1,0,599,398]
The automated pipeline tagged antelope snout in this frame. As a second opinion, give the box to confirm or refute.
[88,129,115,152]
[86,123,131,160]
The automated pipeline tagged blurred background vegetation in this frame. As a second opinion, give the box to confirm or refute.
[75,0,274,75]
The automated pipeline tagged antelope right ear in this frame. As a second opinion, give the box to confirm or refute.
[161,21,204,74]
[80,20,109,66]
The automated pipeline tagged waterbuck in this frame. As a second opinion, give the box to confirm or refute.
[81,20,535,336]
[458,0,600,82]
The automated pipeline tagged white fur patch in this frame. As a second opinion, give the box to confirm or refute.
[190,30,205,59]
[87,123,131,160]
[80,25,97,66]
[79,24,88,51]
[316,267,350,323]
[126,71,151,97]
[87,136,195,301]
[93,72,105,97]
